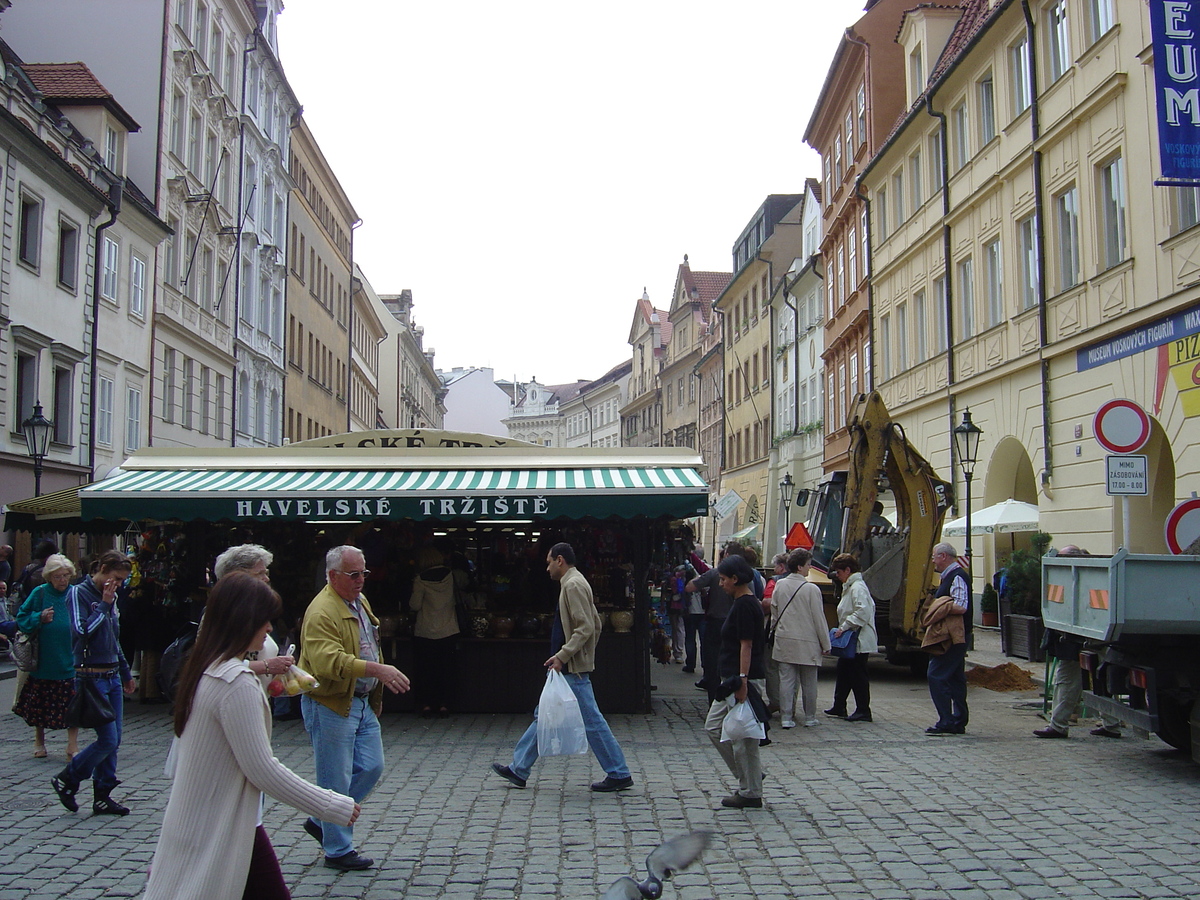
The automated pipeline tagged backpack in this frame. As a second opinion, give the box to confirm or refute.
[158,623,199,703]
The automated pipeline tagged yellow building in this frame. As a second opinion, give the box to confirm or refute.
[862,0,1198,574]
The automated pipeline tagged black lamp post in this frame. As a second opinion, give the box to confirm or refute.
[952,408,983,573]
[22,402,54,497]
[779,472,794,553]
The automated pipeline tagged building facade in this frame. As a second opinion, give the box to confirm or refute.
[620,291,666,448]
[285,117,356,443]
[505,379,587,447]
[437,366,512,437]
[561,360,631,449]
[378,288,445,430]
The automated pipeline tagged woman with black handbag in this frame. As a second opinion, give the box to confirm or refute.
[51,550,136,816]
[13,554,80,760]
[825,553,877,723]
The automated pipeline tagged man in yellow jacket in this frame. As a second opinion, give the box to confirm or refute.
[491,542,634,792]
[299,545,410,872]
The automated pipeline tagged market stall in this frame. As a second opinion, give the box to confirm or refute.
[5,431,709,714]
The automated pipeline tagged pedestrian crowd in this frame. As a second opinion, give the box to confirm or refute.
[4,533,1113,900]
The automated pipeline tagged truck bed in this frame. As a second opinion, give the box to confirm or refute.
[1042,548,1200,640]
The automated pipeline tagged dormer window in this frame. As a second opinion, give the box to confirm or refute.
[909,44,924,102]
[104,126,120,171]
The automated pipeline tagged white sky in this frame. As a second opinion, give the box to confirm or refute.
[278,1,868,387]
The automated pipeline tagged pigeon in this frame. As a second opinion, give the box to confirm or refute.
[601,831,712,899]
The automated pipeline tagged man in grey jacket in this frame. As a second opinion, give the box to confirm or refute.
[491,542,634,792]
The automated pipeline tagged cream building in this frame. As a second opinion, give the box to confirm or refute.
[861,0,1196,577]
[714,194,805,549]
[620,291,667,448]
[770,180,825,554]
[378,288,445,430]
[561,361,630,449]
[286,117,356,442]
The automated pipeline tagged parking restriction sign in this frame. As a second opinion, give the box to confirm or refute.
[1105,455,1148,496]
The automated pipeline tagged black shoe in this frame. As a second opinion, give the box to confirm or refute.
[823,707,848,718]
[846,711,873,723]
[720,793,763,809]
[93,794,129,816]
[1033,726,1067,739]
[590,775,634,792]
[1090,726,1122,738]
[758,737,772,747]
[491,763,526,789]
[324,851,374,871]
[682,666,695,674]
[925,725,964,735]
[51,769,79,813]
[694,680,707,690]
[304,818,324,843]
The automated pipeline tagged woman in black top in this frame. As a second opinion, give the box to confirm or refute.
[702,554,766,810]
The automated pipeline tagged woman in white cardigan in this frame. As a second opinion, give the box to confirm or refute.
[144,573,358,900]
[825,553,879,723]
[769,548,831,728]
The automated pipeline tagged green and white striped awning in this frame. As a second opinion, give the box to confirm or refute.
[80,465,710,523]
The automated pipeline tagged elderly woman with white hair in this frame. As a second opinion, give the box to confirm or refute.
[13,554,81,760]
[212,544,294,684]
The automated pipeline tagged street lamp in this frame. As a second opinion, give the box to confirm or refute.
[779,472,794,553]
[22,402,53,497]
[952,408,983,571]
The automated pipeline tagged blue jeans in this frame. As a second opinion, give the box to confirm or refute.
[928,643,969,730]
[301,694,384,858]
[67,673,123,790]
[510,672,629,782]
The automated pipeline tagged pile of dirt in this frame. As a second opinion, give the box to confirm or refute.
[966,662,1039,692]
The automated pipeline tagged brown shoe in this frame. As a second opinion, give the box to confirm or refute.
[720,793,763,809]
[1033,726,1067,739]
[1090,726,1122,738]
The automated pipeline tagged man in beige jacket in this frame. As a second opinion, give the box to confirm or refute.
[491,542,633,792]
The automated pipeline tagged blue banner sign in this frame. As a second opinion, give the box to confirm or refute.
[1077,302,1200,370]
[1152,0,1200,183]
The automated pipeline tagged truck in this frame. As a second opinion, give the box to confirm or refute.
[802,391,954,670]
[1041,548,1200,761]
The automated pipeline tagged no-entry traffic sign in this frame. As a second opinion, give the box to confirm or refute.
[1093,399,1151,454]
[1165,498,1200,554]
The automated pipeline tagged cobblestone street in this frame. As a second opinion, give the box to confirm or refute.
[2,645,1200,900]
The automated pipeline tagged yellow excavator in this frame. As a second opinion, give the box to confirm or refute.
[803,391,954,670]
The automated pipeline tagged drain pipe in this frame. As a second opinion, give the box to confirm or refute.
[88,178,124,478]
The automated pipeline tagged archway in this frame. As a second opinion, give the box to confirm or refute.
[1117,417,1174,553]
[977,435,1038,576]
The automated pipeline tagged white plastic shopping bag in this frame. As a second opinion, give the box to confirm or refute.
[720,698,766,742]
[536,669,589,757]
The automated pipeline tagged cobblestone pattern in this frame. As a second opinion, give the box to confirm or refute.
[1,665,1199,899]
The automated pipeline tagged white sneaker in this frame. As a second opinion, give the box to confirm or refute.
[781,719,797,729]
[804,718,820,727]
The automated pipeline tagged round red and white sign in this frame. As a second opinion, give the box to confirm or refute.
[1093,399,1151,455]
[1165,498,1200,555]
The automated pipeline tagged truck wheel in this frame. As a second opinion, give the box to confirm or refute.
[1156,694,1193,753]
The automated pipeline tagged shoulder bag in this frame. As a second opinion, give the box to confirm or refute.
[766,585,799,649]
[829,627,858,658]
[65,587,117,729]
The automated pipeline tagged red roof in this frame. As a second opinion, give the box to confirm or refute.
[22,61,139,131]
[692,271,732,304]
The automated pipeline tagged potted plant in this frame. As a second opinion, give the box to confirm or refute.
[1000,531,1051,661]
[980,583,999,627]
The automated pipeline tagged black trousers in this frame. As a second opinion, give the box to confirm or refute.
[700,616,724,704]
[413,636,457,710]
[831,653,871,714]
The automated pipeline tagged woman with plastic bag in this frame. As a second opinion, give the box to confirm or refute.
[704,554,767,810]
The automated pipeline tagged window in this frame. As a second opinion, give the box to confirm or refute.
[104,127,119,171]
[182,357,196,429]
[211,26,223,80]
[187,110,202,174]
[165,217,180,288]
[1089,0,1114,43]
[880,314,893,379]
[1173,186,1200,234]
[199,246,214,311]
[1099,156,1126,269]
[19,193,41,266]
[834,136,843,183]
[97,375,114,446]
[856,84,867,144]
[170,90,185,158]
[224,44,236,96]
[892,170,905,225]
[1047,1,1070,83]
[877,187,889,241]
[129,255,146,317]
[849,351,859,399]
[896,302,908,371]
[930,129,945,191]
[1018,214,1039,309]
[934,275,948,349]
[914,288,928,361]
[957,256,975,339]
[910,45,924,101]
[984,238,1003,327]
[1055,186,1080,290]
[58,219,79,289]
[15,352,36,426]
[952,103,968,169]
[823,155,832,199]
[836,241,846,305]
[238,372,251,434]
[126,386,142,451]
[978,73,996,144]
[1011,36,1032,115]
[861,209,869,276]
[53,367,72,444]
[214,374,226,439]
[200,366,212,434]
[101,237,119,301]
[163,347,177,424]
[848,225,858,288]
[845,111,854,161]
[909,150,923,210]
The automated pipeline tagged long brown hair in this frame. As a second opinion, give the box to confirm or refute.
[173,572,282,737]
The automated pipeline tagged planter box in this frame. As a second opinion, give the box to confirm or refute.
[1003,614,1045,662]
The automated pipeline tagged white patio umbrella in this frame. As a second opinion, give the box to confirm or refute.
[942,498,1041,537]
